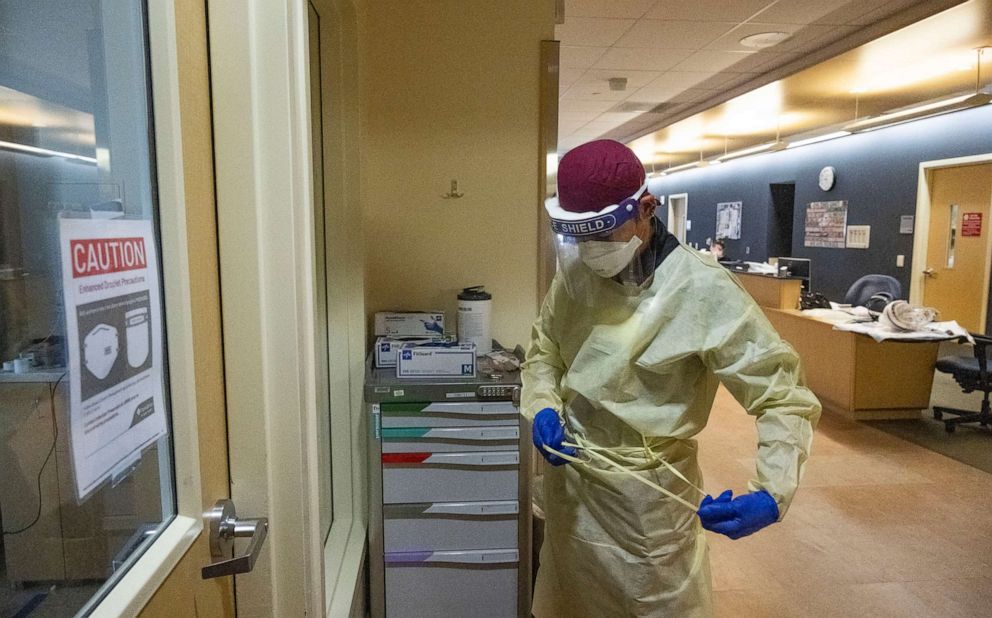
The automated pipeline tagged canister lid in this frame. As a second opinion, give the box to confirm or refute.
[458,285,492,301]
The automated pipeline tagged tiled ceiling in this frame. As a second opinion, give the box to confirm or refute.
[555,0,969,153]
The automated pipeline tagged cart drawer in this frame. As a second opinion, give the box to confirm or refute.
[383,501,519,551]
[381,451,519,504]
[380,402,517,428]
[385,550,518,618]
[381,426,519,453]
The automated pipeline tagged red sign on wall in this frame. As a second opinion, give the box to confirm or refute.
[962,212,983,237]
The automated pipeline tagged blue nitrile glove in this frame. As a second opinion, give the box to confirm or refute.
[697,489,780,540]
[532,408,577,466]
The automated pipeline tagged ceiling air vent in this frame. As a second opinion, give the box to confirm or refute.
[610,101,676,114]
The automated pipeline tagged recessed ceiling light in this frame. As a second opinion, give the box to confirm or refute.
[739,32,791,49]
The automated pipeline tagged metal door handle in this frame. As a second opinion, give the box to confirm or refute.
[201,499,269,579]
[922,268,937,278]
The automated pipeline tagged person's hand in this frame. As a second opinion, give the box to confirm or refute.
[532,408,576,466]
[697,489,779,539]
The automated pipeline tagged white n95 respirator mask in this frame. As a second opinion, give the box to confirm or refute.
[578,237,643,278]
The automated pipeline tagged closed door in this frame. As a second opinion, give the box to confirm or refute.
[922,163,992,332]
[0,1,244,616]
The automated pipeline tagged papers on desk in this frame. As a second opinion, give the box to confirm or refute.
[831,318,971,343]
[744,261,778,275]
[799,308,971,342]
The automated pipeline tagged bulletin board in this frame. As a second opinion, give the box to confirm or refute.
[716,201,742,240]
[804,200,848,248]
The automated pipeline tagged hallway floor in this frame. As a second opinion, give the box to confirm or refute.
[699,386,992,617]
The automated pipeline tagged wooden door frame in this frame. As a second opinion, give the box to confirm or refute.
[209,0,367,615]
[668,193,688,242]
[911,153,992,329]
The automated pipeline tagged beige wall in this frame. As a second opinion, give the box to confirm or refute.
[359,1,556,350]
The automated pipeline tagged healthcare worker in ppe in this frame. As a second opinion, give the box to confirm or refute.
[522,139,821,618]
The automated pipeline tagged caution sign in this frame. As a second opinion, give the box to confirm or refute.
[60,218,168,501]
[962,212,982,237]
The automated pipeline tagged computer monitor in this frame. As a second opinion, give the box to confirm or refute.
[777,257,811,291]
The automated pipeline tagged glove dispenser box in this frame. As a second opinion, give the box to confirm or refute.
[366,359,530,618]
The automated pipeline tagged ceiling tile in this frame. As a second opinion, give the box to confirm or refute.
[704,22,806,52]
[753,0,859,25]
[596,111,643,123]
[560,45,609,69]
[560,67,586,88]
[579,69,664,88]
[561,81,634,101]
[592,47,695,72]
[787,25,860,54]
[566,0,658,19]
[723,50,788,72]
[614,19,738,49]
[645,0,775,22]
[558,136,592,151]
[559,99,619,114]
[573,119,626,137]
[672,50,758,72]
[848,1,915,26]
[555,17,637,47]
[558,111,593,124]
[642,71,722,91]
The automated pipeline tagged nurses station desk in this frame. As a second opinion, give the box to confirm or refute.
[762,309,940,420]
[733,271,803,311]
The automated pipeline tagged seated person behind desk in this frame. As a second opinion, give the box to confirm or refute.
[710,237,725,259]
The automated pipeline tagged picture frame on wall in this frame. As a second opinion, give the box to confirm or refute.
[716,201,741,240]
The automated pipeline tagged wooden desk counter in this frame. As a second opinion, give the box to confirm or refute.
[763,309,940,421]
[733,271,803,310]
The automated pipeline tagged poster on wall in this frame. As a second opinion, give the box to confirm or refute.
[59,217,168,501]
[962,212,983,237]
[716,201,742,239]
[804,200,848,248]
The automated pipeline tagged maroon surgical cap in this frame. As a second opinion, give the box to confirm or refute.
[556,139,646,214]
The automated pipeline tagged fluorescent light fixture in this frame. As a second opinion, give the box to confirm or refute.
[786,131,852,149]
[709,160,723,166]
[844,92,992,132]
[0,139,97,164]
[717,140,787,162]
[665,161,703,174]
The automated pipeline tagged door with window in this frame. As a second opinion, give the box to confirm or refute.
[921,162,992,333]
[0,1,252,615]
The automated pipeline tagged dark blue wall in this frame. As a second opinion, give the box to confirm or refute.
[648,104,992,331]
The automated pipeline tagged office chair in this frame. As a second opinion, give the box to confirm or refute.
[933,333,992,433]
[843,274,902,306]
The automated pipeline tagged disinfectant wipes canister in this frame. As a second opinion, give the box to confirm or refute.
[457,286,492,355]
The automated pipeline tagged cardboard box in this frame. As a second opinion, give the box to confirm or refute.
[374,312,445,338]
[396,343,476,378]
[374,337,437,368]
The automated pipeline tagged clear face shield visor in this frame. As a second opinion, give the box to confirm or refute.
[545,184,657,303]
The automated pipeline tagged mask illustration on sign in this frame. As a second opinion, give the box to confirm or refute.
[578,237,643,278]
[84,324,119,380]
[126,307,150,368]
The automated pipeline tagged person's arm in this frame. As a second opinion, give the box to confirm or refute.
[520,284,566,422]
[699,276,821,519]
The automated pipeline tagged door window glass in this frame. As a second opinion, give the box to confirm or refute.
[0,1,176,615]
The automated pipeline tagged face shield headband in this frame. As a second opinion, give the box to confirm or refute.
[545,183,648,238]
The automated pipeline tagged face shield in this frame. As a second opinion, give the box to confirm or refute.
[545,183,658,304]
